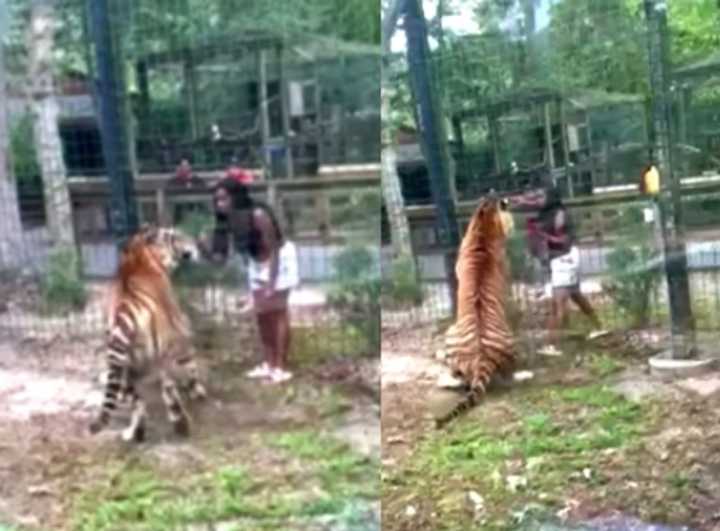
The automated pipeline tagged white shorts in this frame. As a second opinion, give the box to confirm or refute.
[247,240,300,292]
[550,246,580,288]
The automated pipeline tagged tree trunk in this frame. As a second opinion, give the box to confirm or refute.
[28,0,76,249]
[381,87,414,258]
[0,20,25,270]
[382,0,414,259]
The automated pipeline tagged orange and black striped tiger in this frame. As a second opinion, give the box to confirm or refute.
[89,225,206,442]
[436,195,516,428]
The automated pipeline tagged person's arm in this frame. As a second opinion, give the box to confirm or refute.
[536,210,567,245]
[254,208,279,295]
[198,227,229,264]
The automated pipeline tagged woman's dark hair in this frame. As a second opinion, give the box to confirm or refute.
[211,178,283,260]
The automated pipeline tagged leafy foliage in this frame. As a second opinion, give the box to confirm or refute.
[547,0,648,94]
[40,247,87,314]
[602,206,662,328]
[9,113,40,184]
[327,246,381,354]
[382,254,423,309]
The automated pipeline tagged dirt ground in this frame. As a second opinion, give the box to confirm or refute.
[0,326,380,531]
[381,324,720,531]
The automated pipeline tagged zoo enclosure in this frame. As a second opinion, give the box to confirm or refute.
[384,0,720,357]
[0,0,381,360]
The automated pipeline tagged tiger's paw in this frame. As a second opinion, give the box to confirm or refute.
[121,423,146,443]
[189,383,207,401]
[173,417,190,437]
[88,419,105,435]
[436,371,465,390]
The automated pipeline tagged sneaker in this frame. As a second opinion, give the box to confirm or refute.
[246,362,272,379]
[538,345,563,356]
[512,370,535,382]
[269,368,293,383]
[587,329,611,341]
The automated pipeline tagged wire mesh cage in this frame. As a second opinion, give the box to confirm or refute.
[0,0,381,364]
[383,0,720,364]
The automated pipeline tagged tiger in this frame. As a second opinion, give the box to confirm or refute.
[89,224,207,442]
[435,195,516,428]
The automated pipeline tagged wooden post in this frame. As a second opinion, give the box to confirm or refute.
[136,60,150,123]
[488,113,502,173]
[559,99,573,197]
[543,100,555,169]
[156,187,168,226]
[678,87,690,145]
[317,192,331,240]
[265,181,287,234]
[277,44,294,178]
[314,68,323,169]
[257,48,272,177]
[266,182,277,212]
[586,116,596,190]
[451,115,464,178]
[184,54,198,141]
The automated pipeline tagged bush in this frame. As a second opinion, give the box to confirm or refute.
[177,211,215,239]
[327,246,381,355]
[10,113,40,184]
[603,206,661,328]
[40,247,87,314]
[506,229,535,283]
[382,254,423,309]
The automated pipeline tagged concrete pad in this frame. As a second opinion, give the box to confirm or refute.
[676,375,720,397]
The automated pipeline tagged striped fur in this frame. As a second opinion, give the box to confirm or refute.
[436,196,515,428]
[90,225,206,442]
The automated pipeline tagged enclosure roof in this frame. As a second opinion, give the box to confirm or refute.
[452,87,643,120]
[673,52,720,82]
[291,36,380,61]
[136,32,284,65]
[136,33,378,66]
[566,89,644,109]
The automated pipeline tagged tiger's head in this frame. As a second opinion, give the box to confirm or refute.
[467,194,515,243]
[121,224,200,275]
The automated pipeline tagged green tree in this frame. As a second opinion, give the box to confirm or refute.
[547,0,647,94]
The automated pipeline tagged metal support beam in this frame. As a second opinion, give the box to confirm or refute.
[87,0,138,244]
[644,0,695,358]
[404,0,460,314]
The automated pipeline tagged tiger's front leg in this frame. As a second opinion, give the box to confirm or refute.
[121,382,147,443]
[161,373,191,437]
[89,363,124,435]
[173,345,207,401]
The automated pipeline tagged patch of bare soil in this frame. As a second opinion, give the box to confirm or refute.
[0,330,380,530]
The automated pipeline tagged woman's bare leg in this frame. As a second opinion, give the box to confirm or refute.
[547,288,570,345]
[570,290,602,329]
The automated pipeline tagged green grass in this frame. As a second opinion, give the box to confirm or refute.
[71,431,378,531]
[269,430,379,499]
[290,324,373,365]
[588,353,624,377]
[385,383,652,529]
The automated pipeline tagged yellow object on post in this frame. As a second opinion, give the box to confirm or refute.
[640,164,661,196]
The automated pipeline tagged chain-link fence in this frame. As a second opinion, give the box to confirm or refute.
[0,0,381,362]
[383,0,720,359]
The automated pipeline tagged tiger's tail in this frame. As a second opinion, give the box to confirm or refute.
[434,386,484,429]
